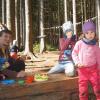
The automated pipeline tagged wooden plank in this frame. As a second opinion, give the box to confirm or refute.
[0,74,79,100]
[4,89,78,100]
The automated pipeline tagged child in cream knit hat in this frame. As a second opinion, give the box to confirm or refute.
[48,21,76,76]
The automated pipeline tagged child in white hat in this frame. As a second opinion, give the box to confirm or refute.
[48,21,76,76]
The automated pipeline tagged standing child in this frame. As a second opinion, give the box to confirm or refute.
[72,20,100,100]
[48,21,76,76]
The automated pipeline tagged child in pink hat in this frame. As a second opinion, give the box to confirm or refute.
[72,20,100,100]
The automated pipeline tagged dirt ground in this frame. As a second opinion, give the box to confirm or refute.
[25,51,59,73]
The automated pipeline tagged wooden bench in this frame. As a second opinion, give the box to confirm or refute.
[0,74,79,100]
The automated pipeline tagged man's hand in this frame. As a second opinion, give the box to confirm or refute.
[2,62,10,69]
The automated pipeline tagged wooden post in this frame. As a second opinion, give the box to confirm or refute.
[64,0,67,22]
[72,0,76,34]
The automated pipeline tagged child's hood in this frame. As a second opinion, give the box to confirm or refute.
[62,21,74,35]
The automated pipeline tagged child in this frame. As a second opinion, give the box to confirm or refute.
[72,20,100,100]
[0,24,26,80]
[48,21,76,76]
[10,40,19,59]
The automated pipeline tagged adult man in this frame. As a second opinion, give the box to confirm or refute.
[0,24,26,80]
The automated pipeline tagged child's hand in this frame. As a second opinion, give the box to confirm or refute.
[77,63,84,68]
[5,62,10,67]
[17,71,26,78]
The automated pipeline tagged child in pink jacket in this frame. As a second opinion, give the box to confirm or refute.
[72,20,100,100]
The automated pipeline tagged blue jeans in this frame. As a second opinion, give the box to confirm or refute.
[48,61,75,76]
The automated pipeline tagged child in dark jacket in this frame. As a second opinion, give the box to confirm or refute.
[10,40,19,59]
[48,21,76,76]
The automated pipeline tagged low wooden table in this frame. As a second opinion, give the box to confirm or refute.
[0,74,79,100]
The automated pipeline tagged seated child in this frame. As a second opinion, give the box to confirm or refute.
[48,21,76,76]
[10,40,19,59]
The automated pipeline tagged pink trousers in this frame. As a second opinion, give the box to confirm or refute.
[78,65,100,100]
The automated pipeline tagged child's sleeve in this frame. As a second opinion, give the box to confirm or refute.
[2,69,17,78]
[96,47,100,70]
[72,42,80,65]
[0,58,6,64]
[59,38,71,51]
[0,58,6,70]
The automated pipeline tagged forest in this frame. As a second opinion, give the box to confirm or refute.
[0,0,100,100]
[0,0,99,55]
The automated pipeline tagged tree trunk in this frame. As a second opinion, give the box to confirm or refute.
[72,0,76,34]
[96,0,100,46]
[15,0,18,41]
[22,6,26,49]
[15,0,21,48]
[2,0,6,24]
[81,0,83,25]
[24,0,36,59]
[84,0,86,21]
[11,0,15,39]
[58,0,60,38]
[64,0,67,22]
[6,0,11,30]
[39,0,45,54]
[19,0,25,49]
[6,0,15,40]
[15,0,20,48]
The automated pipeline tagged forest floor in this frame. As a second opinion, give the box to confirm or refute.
[25,51,59,74]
